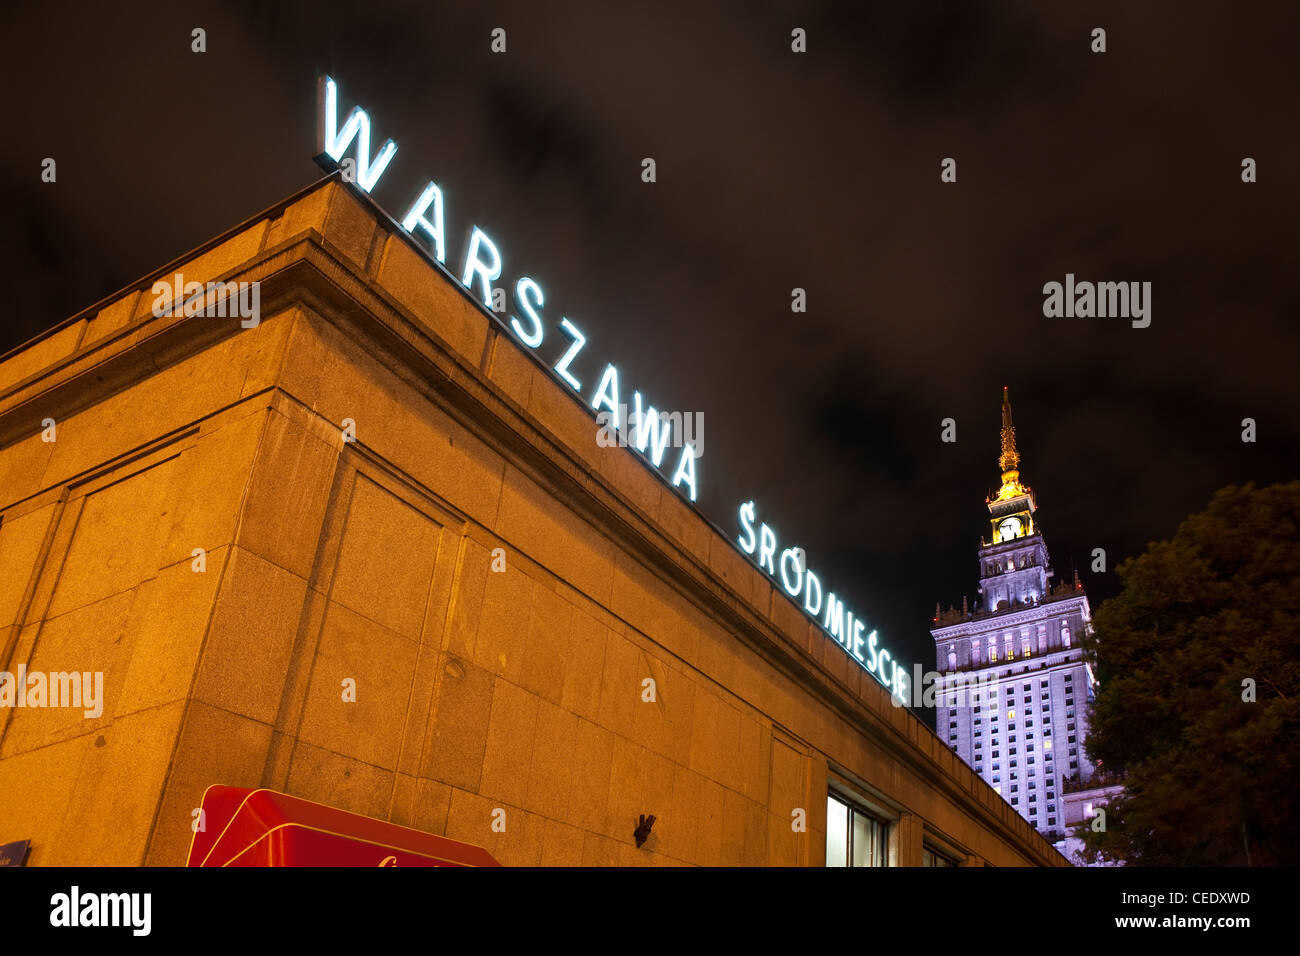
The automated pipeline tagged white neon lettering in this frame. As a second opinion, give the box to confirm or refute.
[758,523,777,576]
[803,569,823,616]
[590,364,621,431]
[893,662,909,702]
[401,182,447,264]
[738,501,758,554]
[554,318,586,391]
[511,277,545,348]
[460,226,502,307]
[851,619,866,664]
[779,547,804,596]
[867,630,880,673]
[317,76,397,193]
[671,445,698,502]
[824,593,844,641]
[631,391,673,466]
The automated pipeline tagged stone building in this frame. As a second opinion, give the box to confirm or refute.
[931,389,1121,863]
[0,175,1065,866]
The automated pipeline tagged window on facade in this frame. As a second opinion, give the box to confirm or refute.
[922,847,956,867]
[826,794,888,868]
[1007,709,1016,720]
[1048,817,1056,826]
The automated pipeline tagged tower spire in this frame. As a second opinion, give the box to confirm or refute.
[995,387,1028,500]
[999,386,1019,473]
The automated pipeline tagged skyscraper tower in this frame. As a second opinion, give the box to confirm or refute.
[931,389,1121,863]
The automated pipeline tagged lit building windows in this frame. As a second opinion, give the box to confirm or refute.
[826,794,888,867]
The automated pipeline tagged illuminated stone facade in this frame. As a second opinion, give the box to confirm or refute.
[0,177,1064,867]
[931,392,1118,863]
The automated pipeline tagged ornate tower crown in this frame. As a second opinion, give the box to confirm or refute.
[995,386,1029,501]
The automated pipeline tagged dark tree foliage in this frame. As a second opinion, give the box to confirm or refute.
[1078,482,1300,866]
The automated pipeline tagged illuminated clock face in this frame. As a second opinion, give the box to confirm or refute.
[999,517,1023,540]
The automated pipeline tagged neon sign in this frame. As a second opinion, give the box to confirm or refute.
[314,76,698,502]
[312,76,905,689]
[738,501,910,703]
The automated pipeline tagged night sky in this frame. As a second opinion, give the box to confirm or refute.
[4,1,1298,710]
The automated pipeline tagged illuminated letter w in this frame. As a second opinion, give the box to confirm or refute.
[316,75,397,193]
